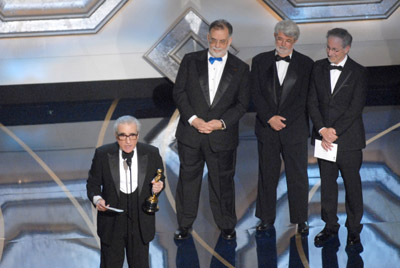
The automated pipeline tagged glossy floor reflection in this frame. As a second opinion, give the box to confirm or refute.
[0,107,399,267]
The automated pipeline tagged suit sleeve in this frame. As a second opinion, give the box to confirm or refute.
[251,56,275,127]
[220,63,250,127]
[86,148,103,205]
[152,147,166,196]
[332,67,368,136]
[173,54,196,123]
[307,65,325,132]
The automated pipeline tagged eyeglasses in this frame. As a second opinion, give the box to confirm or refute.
[117,133,138,141]
[326,46,343,53]
[209,38,228,46]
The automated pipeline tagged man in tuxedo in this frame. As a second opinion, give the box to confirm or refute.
[251,20,313,235]
[308,28,367,247]
[86,115,165,268]
[173,19,250,240]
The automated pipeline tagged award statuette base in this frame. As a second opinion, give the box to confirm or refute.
[143,196,159,213]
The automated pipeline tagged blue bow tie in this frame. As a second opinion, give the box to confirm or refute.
[209,57,222,64]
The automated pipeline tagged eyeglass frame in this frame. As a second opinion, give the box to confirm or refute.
[116,132,139,141]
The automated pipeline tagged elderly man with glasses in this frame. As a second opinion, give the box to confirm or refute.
[173,19,250,241]
[87,115,165,268]
[308,28,367,248]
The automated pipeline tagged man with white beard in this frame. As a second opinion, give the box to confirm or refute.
[251,20,313,235]
[173,19,250,240]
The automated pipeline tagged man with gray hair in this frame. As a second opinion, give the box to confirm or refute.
[87,115,165,268]
[251,20,313,234]
[308,28,367,248]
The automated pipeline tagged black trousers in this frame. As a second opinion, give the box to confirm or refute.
[318,150,364,233]
[100,191,149,268]
[176,139,237,230]
[255,139,309,224]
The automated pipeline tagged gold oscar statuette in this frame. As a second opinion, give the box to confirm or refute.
[143,169,162,213]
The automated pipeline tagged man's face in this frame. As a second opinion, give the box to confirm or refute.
[274,32,296,57]
[326,36,350,64]
[207,27,232,58]
[115,123,138,153]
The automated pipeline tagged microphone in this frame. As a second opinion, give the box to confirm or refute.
[122,151,134,168]
[122,150,134,219]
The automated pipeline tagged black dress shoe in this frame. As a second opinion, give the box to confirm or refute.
[297,221,309,235]
[347,232,360,246]
[314,228,338,247]
[174,227,190,240]
[256,222,274,231]
[221,229,236,240]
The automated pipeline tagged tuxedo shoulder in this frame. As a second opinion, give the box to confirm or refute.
[293,51,313,64]
[95,142,118,155]
[315,58,328,65]
[97,142,117,151]
[183,50,207,60]
[228,52,249,67]
[252,51,274,62]
[137,142,160,153]
[347,57,367,71]
[312,59,329,70]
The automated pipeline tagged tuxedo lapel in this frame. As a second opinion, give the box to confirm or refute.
[211,52,235,108]
[137,143,148,195]
[280,60,297,106]
[322,61,333,98]
[107,146,120,198]
[332,62,352,98]
[197,51,211,107]
[263,54,277,104]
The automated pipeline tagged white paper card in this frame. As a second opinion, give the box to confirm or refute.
[107,206,124,213]
[314,139,338,162]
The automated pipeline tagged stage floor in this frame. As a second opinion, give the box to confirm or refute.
[0,107,399,268]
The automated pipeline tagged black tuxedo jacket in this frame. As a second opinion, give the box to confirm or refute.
[86,142,165,245]
[251,50,314,145]
[173,49,250,152]
[308,57,367,151]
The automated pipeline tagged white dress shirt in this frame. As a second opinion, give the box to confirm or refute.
[276,52,292,85]
[92,147,138,205]
[318,55,348,135]
[330,56,347,93]
[188,52,228,125]
[119,147,138,194]
[208,52,228,104]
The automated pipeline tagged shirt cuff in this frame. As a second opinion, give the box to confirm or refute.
[93,195,103,205]
[220,119,226,130]
[188,115,198,125]
[318,127,326,136]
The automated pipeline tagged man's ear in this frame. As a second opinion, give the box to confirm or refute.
[344,45,351,54]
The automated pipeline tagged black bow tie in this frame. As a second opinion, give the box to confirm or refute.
[275,55,291,62]
[328,65,343,71]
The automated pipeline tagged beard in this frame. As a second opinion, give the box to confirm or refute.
[209,46,229,58]
[276,46,291,56]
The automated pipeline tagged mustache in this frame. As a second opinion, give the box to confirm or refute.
[277,46,289,50]
[210,47,224,51]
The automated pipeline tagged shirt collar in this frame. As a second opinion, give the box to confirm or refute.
[119,146,137,159]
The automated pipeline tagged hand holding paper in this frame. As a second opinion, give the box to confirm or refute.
[314,139,338,162]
